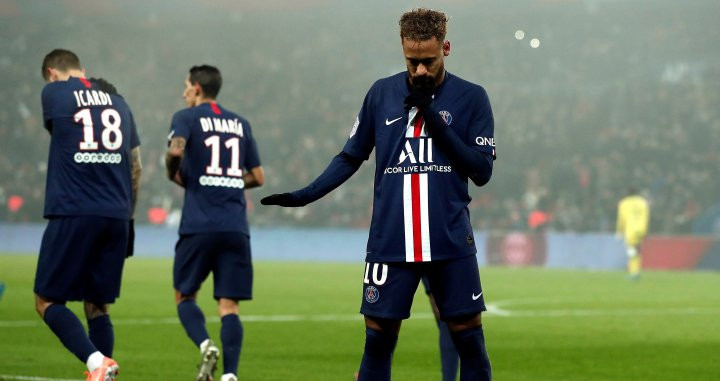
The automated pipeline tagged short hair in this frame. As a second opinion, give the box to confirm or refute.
[399,8,448,42]
[189,65,222,99]
[42,49,81,81]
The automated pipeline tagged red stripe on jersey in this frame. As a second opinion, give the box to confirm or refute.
[413,115,423,138]
[411,172,423,261]
[79,78,92,88]
[411,116,424,262]
[210,101,222,115]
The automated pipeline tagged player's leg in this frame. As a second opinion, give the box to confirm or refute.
[213,232,253,381]
[33,217,107,374]
[358,262,419,381]
[626,236,642,279]
[82,216,128,380]
[175,234,221,381]
[34,295,98,366]
[428,256,491,381]
[174,234,214,349]
[424,285,459,381]
[84,302,113,358]
[218,299,241,381]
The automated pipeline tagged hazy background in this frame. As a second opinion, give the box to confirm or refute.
[1,0,719,234]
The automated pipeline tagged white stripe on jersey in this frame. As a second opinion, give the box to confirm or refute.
[419,173,431,261]
[403,172,432,262]
[403,174,415,262]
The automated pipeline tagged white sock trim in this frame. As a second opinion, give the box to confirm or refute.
[220,374,237,381]
[200,338,211,353]
[86,351,105,372]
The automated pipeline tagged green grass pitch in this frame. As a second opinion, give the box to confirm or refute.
[1,254,719,380]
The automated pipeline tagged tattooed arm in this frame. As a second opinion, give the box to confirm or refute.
[165,136,186,186]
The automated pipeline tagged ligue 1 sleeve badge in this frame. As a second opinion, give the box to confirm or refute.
[365,285,380,303]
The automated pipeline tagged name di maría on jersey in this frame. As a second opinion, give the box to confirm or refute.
[73,89,113,108]
[199,117,244,137]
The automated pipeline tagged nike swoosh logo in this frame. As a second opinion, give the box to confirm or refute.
[385,117,402,125]
[472,292,483,300]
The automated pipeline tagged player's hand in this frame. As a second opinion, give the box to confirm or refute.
[404,84,434,111]
[260,193,307,207]
[88,77,118,95]
[126,219,135,257]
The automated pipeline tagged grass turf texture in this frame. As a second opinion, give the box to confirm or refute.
[1,254,719,380]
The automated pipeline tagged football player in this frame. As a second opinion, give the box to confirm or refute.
[166,65,264,381]
[35,49,142,381]
[262,9,495,380]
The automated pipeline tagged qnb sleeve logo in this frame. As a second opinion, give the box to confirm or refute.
[475,136,495,147]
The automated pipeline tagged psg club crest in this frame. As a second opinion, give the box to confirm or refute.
[439,110,452,125]
[365,286,379,303]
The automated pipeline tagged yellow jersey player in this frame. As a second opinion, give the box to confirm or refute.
[616,188,650,279]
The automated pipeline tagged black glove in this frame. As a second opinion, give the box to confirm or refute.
[404,84,434,111]
[126,219,135,257]
[260,192,307,207]
[88,77,118,95]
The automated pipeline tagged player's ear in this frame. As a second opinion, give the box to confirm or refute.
[194,83,202,96]
[443,40,451,56]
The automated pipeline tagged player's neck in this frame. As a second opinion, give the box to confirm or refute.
[64,69,85,81]
[195,98,216,106]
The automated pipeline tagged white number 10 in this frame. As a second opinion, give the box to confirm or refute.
[204,135,243,177]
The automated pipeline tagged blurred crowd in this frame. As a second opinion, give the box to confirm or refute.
[1,0,718,234]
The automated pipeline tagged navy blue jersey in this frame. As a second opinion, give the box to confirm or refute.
[169,102,261,235]
[343,72,496,263]
[41,77,140,220]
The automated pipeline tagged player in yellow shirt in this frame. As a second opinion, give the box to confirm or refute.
[616,188,650,279]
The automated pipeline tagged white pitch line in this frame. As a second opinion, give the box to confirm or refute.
[1,305,718,328]
[0,375,80,381]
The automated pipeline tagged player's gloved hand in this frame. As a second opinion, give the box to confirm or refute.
[126,219,135,257]
[260,192,307,207]
[404,83,434,111]
[88,77,118,95]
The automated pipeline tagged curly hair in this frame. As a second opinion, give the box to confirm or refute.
[399,8,448,41]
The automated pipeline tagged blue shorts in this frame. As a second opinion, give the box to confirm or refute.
[361,254,486,321]
[34,216,129,304]
[174,232,253,300]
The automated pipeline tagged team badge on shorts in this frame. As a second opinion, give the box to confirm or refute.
[439,110,452,125]
[365,286,380,303]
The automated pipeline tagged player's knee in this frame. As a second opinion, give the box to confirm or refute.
[446,312,482,332]
[175,290,197,304]
[364,315,401,335]
[218,298,239,316]
[34,294,52,318]
[84,301,109,319]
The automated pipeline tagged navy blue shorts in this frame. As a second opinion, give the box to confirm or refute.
[361,255,486,321]
[174,232,253,300]
[34,216,129,304]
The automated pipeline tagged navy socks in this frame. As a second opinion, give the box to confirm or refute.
[220,314,243,375]
[177,299,210,347]
[43,304,97,363]
[88,314,114,357]
[357,328,398,381]
[450,325,492,381]
[438,320,459,381]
